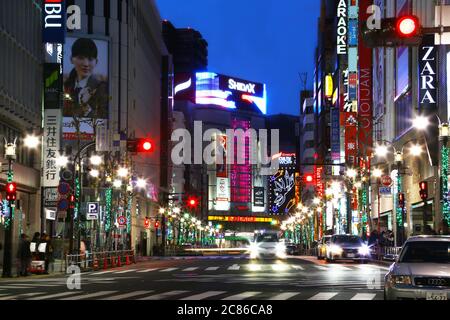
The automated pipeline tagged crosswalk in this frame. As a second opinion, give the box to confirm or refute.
[80,263,388,275]
[0,289,382,301]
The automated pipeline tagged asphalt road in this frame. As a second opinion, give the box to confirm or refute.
[0,255,390,300]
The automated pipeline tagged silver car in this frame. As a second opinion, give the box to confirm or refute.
[384,236,450,300]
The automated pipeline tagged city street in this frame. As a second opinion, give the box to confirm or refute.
[0,256,388,301]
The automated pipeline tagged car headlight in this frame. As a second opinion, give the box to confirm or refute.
[330,245,343,255]
[249,243,259,258]
[358,245,370,256]
[389,275,412,285]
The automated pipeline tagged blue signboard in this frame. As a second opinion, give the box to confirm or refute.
[331,108,340,160]
[42,0,66,44]
[379,187,392,195]
[348,19,358,46]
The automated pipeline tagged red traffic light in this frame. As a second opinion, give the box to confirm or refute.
[154,220,160,228]
[398,192,405,208]
[396,16,419,37]
[5,182,17,201]
[137,138,154,153]
[419,181,428,200]
[187,196,199,208]
[304,174,314,183]
[144,217,150,229]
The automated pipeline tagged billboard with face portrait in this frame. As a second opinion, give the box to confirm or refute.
[63,36,109,140]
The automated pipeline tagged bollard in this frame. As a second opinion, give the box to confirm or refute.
[117,254,122,267]
[111,255,116,267]
[103,255,108,270]
[126,254,131,265]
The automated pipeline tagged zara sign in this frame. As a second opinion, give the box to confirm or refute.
[418,35,437,109]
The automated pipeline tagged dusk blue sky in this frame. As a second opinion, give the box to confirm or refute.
[155,0,320,116]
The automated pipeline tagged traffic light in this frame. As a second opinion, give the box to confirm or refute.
[69,194,76,209]
[127,138,154,153]
[154,220,160,229]
[303,174,314,184]
[361,15,423,47]
[419,181,428,200]
[398,192,405,208]
[5,182,17,201]
[144,217,150,229]
[187,196,199,208]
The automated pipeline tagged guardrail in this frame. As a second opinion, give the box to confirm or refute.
[65,250,135,272]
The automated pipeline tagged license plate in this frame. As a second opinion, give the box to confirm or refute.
[426,292,447,300]
[347,253,355,258]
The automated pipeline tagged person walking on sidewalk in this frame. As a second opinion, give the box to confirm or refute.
[43,234,54,274]
[17,234,32,276]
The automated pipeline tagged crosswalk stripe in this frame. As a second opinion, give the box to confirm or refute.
[61,291,117,300]
[0,286,35,289]
[137,268,158,273]
[222,291,261,300]
[139,290,189,300]
[308,292,338,300]
[28,292,80,300]
[182,267,199,271]
[205,267,220,271]
[227,264,240,271]
[332,265,352,271]
[0,292,46,300]
[180,291,226,300]
[291,265,304,270]
[160,268,178,272]
[351,293,377,300]
[100,291,153,300]
[267,292,300,300]
[114,269,138,274]
[314,265,329,271]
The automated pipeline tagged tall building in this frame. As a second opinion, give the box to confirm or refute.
[162,20,208,73]
[0,1,42,270]
[172,71,275,233]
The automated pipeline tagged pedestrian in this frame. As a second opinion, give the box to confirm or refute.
[17,234,31,276]
[44,234,54,274]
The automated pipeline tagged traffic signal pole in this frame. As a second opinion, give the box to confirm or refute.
[2,159,13,277]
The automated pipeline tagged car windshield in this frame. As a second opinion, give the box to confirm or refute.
[333,236,363,245]
[399,241,450,263]
[255,234,278,243]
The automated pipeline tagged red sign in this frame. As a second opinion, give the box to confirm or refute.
[344,113,358,166]
[358,0,373,170]
[314,166,324,198]
[118,216,127,226]
[381,175,393,187]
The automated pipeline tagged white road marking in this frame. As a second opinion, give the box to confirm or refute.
[205,267,220,271]
[180,291,226,300]
[308,292,338,300]
[114,269,138,274]
[139,290,189,300]
[137,268,159,273]
[100,291,153,300]
[160,268,178,272]
[182,267,199,271]
[0,292,45,300]
[28,291,81,300]
[314,265,329,271]
[291,265,304,270]
[90,270,114,275]
[268,292,300,300]
[351,293,377,300]
[61,291,118,300]
[332,265,352,271]
[227,264,240,271]
[222,291,261,300]
[0,286,35,289]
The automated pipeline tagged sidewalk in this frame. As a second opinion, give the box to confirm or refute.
[0,259,65,280]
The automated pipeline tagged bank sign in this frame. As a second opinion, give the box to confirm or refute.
[42,0,66,44]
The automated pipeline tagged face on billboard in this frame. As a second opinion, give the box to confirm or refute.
[63,37,109,140]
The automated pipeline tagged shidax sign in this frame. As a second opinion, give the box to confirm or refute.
[171,121,280,175]
[228,78,256,94]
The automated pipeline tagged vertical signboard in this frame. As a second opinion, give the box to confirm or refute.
[337,0,348,55]
[269,154,296,215]
[253,187,265,207]
[42,0,66,44]
[216,134,227,178]
[331,108,341,161]
[358,0,373,169]
[216,177,230,211]
[43,109,62,187]
[44,63,63,109]
[418,34,437,111]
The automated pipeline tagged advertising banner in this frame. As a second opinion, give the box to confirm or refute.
[216,134,227,178]
[345,112,358,166]
[358,0,373,169]
[418,34,437,111]
[43,109,62,187]
[331,107,340,161]
[253,187,265,207]
[269,168,295,215]
[44,63,63,109]
[63,36,109,140]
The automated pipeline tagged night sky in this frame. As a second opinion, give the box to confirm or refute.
[155,0,320,116]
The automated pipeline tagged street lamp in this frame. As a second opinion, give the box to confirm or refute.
[55,155,69,167]
[89,169,100,178]
[90,155,103,166]
[113,179,122,189]
[136,178,147,189]
[117,167,129,178]
[23,134,40,149]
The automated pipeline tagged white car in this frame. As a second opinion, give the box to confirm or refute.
[384,236,450,300]
[249,232,286,259]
